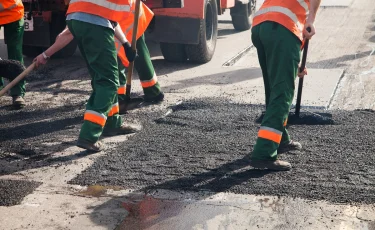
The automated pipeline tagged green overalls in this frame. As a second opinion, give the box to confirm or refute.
[250,21,302,161]
[117,34,162,100]
[0,18,26,97]
[67,19,122,143]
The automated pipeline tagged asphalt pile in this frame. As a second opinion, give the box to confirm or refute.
[0,59,25,81]
[0,180,42,206]
[69,98,375,204]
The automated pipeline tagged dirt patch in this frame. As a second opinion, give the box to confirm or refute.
[0,179,42,206]
[68,98,375,204]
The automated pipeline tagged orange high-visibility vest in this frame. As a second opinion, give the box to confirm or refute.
[115,2,154,67]
[252,0,310,41]
[67,0,133,22]
[67,0,153,68]
[0,0,24,25]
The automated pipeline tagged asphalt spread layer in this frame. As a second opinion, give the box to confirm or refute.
[69,98,375,204]
[0,179,42,206]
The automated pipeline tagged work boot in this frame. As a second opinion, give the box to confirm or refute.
[144,92,164,103]
[249,159,292,171]
[278,140,302,153]
[119,97,144,114]
[102,123,142,137]
[12,96,26,109]
[77,139,105,152]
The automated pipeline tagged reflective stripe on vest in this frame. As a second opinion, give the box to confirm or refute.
[108,103,120,117]
[0,0,22,12]
[116,2,154,67]
[254,6,303,31]
[0,0,23,24]
[141,73,158,88]
[258,126,283,144]
[252,0,309,41]
[67,0,132,22]
[69,0,131,12]
[84,110,107,127]
[118,85,126,95]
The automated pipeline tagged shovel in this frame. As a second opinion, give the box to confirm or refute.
[0,62,36,97]
[295,27,311,117]
[125,0,142,103]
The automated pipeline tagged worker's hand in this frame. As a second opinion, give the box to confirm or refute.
[298,66,308,78]
[303,23,315,40]
[123,42,137,62]
[33,54,48,68]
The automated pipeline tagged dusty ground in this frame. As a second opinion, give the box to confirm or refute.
[1,0,375,229]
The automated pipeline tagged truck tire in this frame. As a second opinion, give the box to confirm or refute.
[185,0,218,64]
[230,0,256,31]
[160,43,188,62]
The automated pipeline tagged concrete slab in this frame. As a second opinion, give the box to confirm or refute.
[219,46,345,108]
[320,0,353,7]
[114,190,375,230]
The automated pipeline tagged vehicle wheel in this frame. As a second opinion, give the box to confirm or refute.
[185,0,218,64]
[22,45,43,57]
[160,42,188,62]
[230,0,256,31]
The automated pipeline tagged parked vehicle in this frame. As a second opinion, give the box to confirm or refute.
[21,0,256,63]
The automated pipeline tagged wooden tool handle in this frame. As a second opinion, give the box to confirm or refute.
[0,62,36,97]
[125,0,142,101]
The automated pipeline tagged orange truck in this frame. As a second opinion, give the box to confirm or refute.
[21,0,256,63]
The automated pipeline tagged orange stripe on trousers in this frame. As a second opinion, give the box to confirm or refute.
[84,113,106,127]
[118,86,126,95]
[108,104,119,117]
[258,129,282,144]
[141,77,157,88]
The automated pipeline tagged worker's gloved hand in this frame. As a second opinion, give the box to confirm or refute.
[123,42,137,62]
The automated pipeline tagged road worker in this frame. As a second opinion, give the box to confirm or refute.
[51,0,146,152]
[0,0,26,109]
[35,0,163,114]
[249,0,321,171]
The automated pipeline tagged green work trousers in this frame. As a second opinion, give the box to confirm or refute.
[250,21,301,161]
[0,18,26,96]
[67,20,122,143]
[118,34,161,101]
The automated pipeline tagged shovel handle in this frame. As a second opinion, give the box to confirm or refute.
[0,62,36,97]
[295,27,311,117]
[125,0,142,101]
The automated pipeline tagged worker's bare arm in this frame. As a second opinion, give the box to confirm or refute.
[303,0,321,39]
[33,27,73,67]
[114,24,129,44]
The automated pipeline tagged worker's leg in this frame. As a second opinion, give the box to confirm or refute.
[250,22,301,162]
[117,56,127,101]
[3,18,26,97]
[134,34,163,102]
[251,26,270,108]
[252,25,295,150]
[68,20,121,143]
